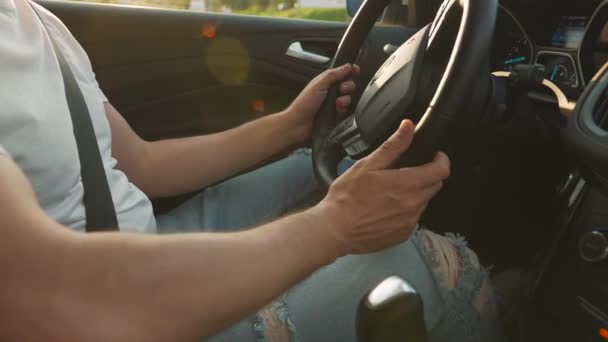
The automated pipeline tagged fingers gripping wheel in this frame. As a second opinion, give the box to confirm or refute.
[312,0,498,187]
[356,276,428,342]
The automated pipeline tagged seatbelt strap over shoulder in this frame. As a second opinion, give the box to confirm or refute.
[32,5,119,232]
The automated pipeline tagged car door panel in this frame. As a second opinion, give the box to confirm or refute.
[38,0,415,141]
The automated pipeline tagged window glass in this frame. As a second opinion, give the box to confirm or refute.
[70,0,348,22]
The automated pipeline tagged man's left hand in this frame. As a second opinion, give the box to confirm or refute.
[285,64,361,144]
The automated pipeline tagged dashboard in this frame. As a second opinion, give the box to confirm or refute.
[491,0,608,98]
[488,2,608,341]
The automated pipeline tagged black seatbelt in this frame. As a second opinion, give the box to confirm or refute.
[32,6,119,232]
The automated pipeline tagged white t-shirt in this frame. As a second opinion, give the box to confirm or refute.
[0,0,156,233]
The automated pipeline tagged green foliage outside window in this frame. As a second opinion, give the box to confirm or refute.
[235,6,347,21]
[70,0,191,10]
[68,0,347,22]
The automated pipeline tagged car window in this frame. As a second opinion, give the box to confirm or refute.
[68,0,348,22]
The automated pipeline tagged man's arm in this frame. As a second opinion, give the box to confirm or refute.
[1,121,450,341]
[107,104,300,199]
[109,65,359,198]
[0,154,338,341]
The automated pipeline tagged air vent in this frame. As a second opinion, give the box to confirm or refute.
[593,87,608,130]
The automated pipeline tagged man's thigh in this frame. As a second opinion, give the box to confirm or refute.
[156,149,321,233]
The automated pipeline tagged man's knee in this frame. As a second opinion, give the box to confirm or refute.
[255,300,296,342]
[415,229,494,313]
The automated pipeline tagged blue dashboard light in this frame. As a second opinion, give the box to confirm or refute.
[550,65,559,81]
[504,56,527,65]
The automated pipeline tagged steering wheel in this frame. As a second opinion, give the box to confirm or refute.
[313,0,498,187]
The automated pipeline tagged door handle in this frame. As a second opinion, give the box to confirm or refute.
[286,41,331,64]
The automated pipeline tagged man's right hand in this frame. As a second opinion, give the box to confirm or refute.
[316,119,451,256]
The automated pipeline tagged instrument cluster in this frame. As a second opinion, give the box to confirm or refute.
[492,0,608,97]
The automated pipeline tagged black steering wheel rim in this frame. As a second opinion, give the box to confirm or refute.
[566,61,608,183]
[312,0,498,188]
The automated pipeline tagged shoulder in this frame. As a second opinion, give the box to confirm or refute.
[29,2,92,72]
[28,0,107,101]
[28,1,82,52]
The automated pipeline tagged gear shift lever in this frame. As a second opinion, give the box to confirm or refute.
[357,276,428,342]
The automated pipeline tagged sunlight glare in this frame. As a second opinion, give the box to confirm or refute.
[205,37,251,85]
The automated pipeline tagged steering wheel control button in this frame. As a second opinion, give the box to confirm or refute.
[328,115,357,144]
[579,231,608,263]
[343,134,370,158]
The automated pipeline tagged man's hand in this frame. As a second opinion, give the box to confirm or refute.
[315,120,451,256]
[286,64,361,143]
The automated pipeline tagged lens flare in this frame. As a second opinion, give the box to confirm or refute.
[253,99,265,113]
[205,37,251,85]
[201,23,217,39]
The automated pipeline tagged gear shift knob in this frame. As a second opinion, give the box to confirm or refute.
[356,276,428,342]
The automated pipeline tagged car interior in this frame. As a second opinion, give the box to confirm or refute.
[35,0,608,340]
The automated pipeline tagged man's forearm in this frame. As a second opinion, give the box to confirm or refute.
[4,206,340,341]
[135,112,300,198]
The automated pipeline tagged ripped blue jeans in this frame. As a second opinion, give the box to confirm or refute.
[155,149,506,342]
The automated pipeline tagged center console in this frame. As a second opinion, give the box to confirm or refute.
[533,178,608,341]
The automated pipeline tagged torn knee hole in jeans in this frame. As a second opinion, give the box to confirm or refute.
[418,229,492,313]
[254,299,297,342]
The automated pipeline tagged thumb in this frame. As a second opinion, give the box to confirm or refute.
[363,120,415,170]
[318,64,354,89]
